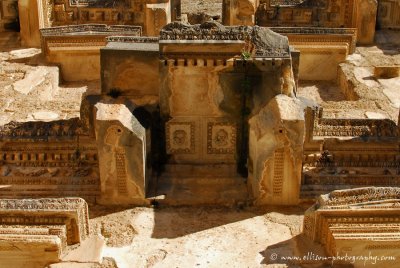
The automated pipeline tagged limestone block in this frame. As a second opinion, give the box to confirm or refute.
[12,66,60,100]
[377,0,400,29]
[223,0,258,26]
[95,102,149,205]
[145,1,171,36]
[303,187,400,267]
[374,66,400,78]
[100,40,160,98]
[355,0,378,45]
[0,198,90,244]
[0,235,62,268]
[0,0,18,31]
[41,25,141,82]
[18,0,41,47]
[0,225,67,248]
[249,95,306,205]
[48,52,101,82]
[295,45,348,81]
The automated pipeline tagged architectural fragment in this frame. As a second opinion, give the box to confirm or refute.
[377,0,400,29]
[94,102,150,205]
[303,187,400,267]
[0,116,100,202]
[255,0,377,45]
[223,0,259,26]
[249,95,308,205]
[301,107,400,200]
[19,0,174,47]
[0,198,90,267]
[40,24,141,81]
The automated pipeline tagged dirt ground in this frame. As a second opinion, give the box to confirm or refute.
[89,205,309,268]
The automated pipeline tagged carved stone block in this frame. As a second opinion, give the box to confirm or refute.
[207,122,236,154]
[166,121,195,154]
[303,187,400,266]
[0,198,89,245]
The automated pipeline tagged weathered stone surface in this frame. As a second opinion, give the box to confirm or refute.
[256,0,378,44]
[249,94,309,205]
[160,21,291,58]
[0,198,90,268]
[94,101,149,205]
[223,0,258,26]
[303,187,400,267]
[40,25,141,82]
[377,0,400,29]
[0,198,90,243]
[101,37,159,99]
[61,234,105,263]
[0,0,18,32]
[0,235,62,268]
[12,66,59,99]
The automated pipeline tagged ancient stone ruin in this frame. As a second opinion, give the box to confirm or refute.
[303,187,400,267]
[0,0,399,266]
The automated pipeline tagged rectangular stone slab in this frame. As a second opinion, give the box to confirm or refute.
[0,198,89,244]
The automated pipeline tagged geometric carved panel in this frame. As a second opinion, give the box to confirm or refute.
[272,148,284,196]
[207,122,236,154]
[166,121,195,154]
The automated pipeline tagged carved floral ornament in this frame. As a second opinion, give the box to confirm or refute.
[159,21,291,58]
[0,197,87,210]
[0,118,89,139]
[311,107,399,138]
[318,187,400,207]
[40,24,141,36]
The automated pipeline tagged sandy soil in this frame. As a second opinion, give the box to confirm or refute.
[89,205,309,268]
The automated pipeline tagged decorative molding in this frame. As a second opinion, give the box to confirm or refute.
[160,21,291,58]
[272,148,285,196]
[40,24,141,36]
[309,107,399,140]
[115,150,128,195]
[0,198,89,245]
[106,36,159,43]
[0,118,90,140]
[166,121,195,154]
[207,122,237,154]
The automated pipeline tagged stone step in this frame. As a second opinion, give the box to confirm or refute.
[161,164,240,178]
[147,174,249,206]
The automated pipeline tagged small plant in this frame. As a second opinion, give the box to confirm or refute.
[107,88,122,98]
[241,50,252,60]
[241,32,253,60]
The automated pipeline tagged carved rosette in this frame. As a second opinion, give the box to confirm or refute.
[207,122,237,154]
[166,122,195,154]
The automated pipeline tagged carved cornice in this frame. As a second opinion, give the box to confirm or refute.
[160,21,291,58]
[319,187,400,207]
[40,24,141,36]
[309,107,399,140]
[106,36,159,43]
[270,27,356,35]
[0,118,89,141]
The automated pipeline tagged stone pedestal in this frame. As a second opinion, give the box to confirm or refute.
[95,102,150,205]
[249,95,306,205]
